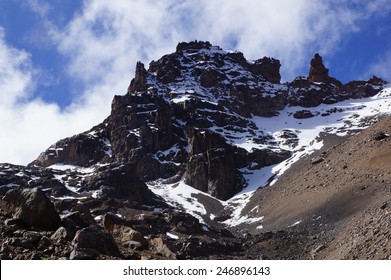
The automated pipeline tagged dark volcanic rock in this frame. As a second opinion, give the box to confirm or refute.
[3,188,61,230]
[84,163,155,203]
[250,57,281,83]
[31,123,111,168]
[27,42,387,203]
[128,61,148,93]
[293,110,315,119]
[72,226,122,259]
[185,129,245,200]
[343,76,388,99]
[308,53,330,83]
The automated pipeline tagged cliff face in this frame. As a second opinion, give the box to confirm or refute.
[30,41,387,201]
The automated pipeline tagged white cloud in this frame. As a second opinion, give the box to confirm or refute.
[0,28,105,164]
[1,0,391,165]
[0,28,34,104]
[24,0,51,17]
[50,0,391,81]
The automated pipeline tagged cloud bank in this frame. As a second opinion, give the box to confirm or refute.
[1,0,391,164]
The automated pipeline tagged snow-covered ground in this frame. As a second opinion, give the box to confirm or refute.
[147,87,391,228]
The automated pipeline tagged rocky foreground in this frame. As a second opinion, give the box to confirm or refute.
[0,41,390,259]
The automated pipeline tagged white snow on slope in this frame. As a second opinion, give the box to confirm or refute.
[147,87,391,228]
[147,178,208,223]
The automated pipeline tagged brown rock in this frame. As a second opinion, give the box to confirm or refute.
[31,131,109,167]
[128,61,148,93]
[251,57,281,83]
[3,188,61,230]
[150,237,178,259]
[112,225,148,247]
[51,226,74,242]
[200,68,226,88]
[308,53,329,83]
[72,226,122,258]
[87,163,154,203]
[310,156,324,164]
[185,129,245,200]
[176,40,212,52]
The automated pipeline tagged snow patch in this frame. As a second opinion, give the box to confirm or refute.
[147,178,208,223]
[166,232,179,239]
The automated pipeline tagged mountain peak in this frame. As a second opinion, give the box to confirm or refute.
[308,53,330,83]
[176,40,214,52]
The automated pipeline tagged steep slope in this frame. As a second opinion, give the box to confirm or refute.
[243,115,391,259]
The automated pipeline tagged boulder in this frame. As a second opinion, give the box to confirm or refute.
[164,211,202,234]
[3,188,61,230]
[293,110,315,119]
[112,225,148,247]
[72,226,122,259]
[70,247,100,260]
[61,212,90,229]
[51,226,74,242]
[150,237,179,259]
[310,156,324,164]
[7,237,35,250]
[373,131,389,141]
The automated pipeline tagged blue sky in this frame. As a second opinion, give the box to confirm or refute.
[1,0,391,164]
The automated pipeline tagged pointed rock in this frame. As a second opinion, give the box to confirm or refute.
[308,53,329,83]
[128,61,148,93]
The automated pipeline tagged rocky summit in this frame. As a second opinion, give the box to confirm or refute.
[1,41,390,260]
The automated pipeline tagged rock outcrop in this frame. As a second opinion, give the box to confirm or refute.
[308,53,330,83]
[28,42,387,201]
[3,188,61,230]
[71,226,122,259]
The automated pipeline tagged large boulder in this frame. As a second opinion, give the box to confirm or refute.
[2,187,61,230]
[71,226,122,259]
[112,225,149,247]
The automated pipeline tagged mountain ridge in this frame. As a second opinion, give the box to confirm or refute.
[0,40,390,260]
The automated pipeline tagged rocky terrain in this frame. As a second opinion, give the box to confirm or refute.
[0,41,390,259]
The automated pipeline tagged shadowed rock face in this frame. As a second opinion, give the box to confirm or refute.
[3,187,61,230]
[308,53,329,83]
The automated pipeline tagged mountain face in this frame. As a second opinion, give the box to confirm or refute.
[1,41,390,260]
[30,41,386,200]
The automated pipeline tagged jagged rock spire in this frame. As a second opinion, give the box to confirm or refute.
[128,61,148,93]
[308,53,329,83]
